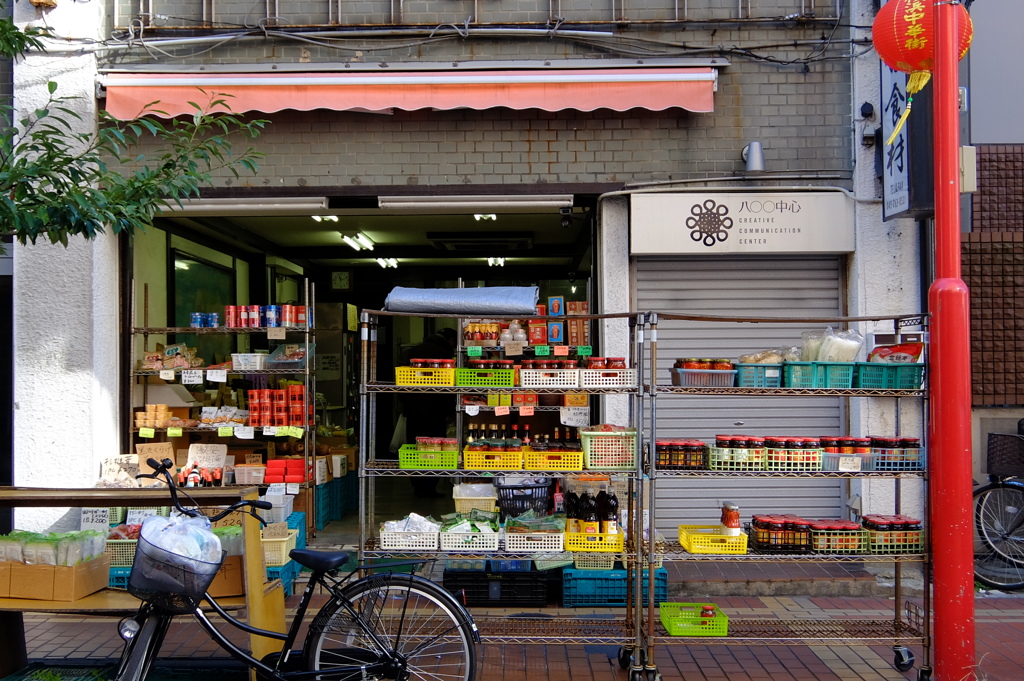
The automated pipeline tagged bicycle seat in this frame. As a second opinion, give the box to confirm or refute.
[289,549,352,572]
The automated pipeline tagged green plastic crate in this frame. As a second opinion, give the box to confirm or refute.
[735,363,782,388]
[454,368,515,387]
[398,444,458,469]
[783,362,854,389]
[660,602,729,636]
[854,363,925,389]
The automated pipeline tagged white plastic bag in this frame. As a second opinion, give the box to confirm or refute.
[141,514,222,565]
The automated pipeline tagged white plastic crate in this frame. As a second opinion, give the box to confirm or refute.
[579,369,637,389]
[231,353,267,371]
[260,494,295,524]
[504,532,565,553]
[519,369,579,388]
[379,531,440,552]
[440,531,500,553]
[234,464,267,485]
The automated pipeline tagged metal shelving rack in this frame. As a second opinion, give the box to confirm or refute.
[357,309,647,652]
[635,311,931,681]
[127,279,317,492]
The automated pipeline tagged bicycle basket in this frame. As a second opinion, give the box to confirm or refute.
[986,433,1024,477]
[127,535,225,614]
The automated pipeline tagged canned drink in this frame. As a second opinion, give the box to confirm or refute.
[265,305,281,327]
[296,306,308,328]
[281,304,295,327]
[206,312,220,327]
[248,305,262,328]
[225,305,240,328]
[190,312,205,328]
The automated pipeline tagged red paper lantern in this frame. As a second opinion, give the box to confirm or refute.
[872,0,974,143]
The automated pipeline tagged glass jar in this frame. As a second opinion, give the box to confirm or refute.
[410,358,428,368]
[607,357,627,369]
[561,359,578,369]
[588,357,608,370]
[696,359,714,370]
[713,359,734,371]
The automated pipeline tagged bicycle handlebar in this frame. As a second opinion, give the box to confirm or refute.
[137,458,271,526]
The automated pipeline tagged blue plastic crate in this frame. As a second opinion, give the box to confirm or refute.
[267,560,299,597]
[340,473,358,513]
[287,511,307,550]
[488,559,533,572]
[315,482,333,530]
[561,567,668,608]
[108,566,132,590]
[329,477,344,521]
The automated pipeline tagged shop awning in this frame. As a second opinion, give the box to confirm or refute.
[98,68,718,119]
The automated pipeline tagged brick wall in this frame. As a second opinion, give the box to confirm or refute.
[962,232,1024,406]
[972,145,1024,233]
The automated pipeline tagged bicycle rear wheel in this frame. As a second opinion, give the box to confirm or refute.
[974,482,1024,590]
[304,573,476,681]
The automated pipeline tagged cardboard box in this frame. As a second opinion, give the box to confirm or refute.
[486,393,513,407]
[563,393,589,407]
[0,562,11,598]
[206,555,245,598]
[315,456,331,485]
[548,296,565,316]
[9,556,110,601]
[317,435,349,448]
[331,453,349,477]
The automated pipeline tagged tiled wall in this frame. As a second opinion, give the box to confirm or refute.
[973,145,1024,233]
[962,232,1024,406]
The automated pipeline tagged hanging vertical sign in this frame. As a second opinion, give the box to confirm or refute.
[881,62,911,220]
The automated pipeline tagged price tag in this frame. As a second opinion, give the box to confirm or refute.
[553,345,570,356]
[136,442,174,469]
[519,406,535,416]
[838,456,863,472]
[268,327,287,340]
[159,370,176,381]
[291,427,305,439]
[139,427,156,439]
[263,426,278,436]
[218,426,234,437]
[559,407,590,427]
[534,345,551,356]
[266,483,287,496]
[207,369,228,383]
[466,346,483,357]
[167,427,183,438]
[187,443,227,470]
[181,370,203,385]
[101,455,139,479]
[495,405,510,416]
[126,508,158,525]
[502,341,524,356]
[577,346,593,356]
[263,521,290,538]
[286,482,301,495]
[464,405,480,416]
[235,426,255,440]
[245,452,263,464]
[80,508,111,533]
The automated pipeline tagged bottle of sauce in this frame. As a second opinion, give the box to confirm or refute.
[720,501,741,536]
[581,492,600,534]
[603,489,620,535]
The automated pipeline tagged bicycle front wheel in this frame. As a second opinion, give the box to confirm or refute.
[304,573,476,681]
[974,481,1024,590]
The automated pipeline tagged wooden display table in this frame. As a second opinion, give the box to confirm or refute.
[0,487,286,677]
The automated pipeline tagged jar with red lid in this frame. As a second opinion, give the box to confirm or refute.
[561,359,578,369]
[410,358,428,368]
[747,436,765,450]
[655,440,672,468]
[839,437,857,454]
[715,434,732,449]
[521,359,535,370]
[700,605,717,623]
[731,437,748,449]
[820,437,839,453]
[607,357,627,369]
[588,357,608,370]
[853,438,872,455]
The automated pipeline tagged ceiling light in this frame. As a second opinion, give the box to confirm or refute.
[474,214,497,221]
[354,233,375,250]
[161,196,327,216]
[487,257,505,267]
[378,194,574,214]
[312,215,338,222]
[174,261,190,270]
[342,235,362,251]
[376,258,398,268]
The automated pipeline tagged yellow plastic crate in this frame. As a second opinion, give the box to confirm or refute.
[262,529,299,566]
[104,539,138,567]
[523,450,584,471]
[453,496,498,514]
[463,449,523,471]
[564,531,626,553]
[678,525,748,555]
[395,367,455,386]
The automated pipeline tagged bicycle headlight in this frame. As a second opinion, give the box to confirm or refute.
[118,619,141,641]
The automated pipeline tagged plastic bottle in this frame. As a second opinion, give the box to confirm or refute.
[581,491,600,534]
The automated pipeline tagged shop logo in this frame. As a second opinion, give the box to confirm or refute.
[686,199,733,247]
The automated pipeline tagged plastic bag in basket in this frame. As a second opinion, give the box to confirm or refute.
[140,515,222,565]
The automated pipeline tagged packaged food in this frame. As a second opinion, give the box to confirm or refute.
[867,342,925,363]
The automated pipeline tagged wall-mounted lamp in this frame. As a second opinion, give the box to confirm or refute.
[742,141,766,173]
[487,257,506,267]
[474,214,497,221]
[376,258,398,268]
[341,233,374,251]
[312,215,339,222]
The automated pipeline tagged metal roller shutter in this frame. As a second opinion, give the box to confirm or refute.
[634,256,847,532]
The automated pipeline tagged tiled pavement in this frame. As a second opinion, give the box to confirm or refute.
[17,590,1024,680]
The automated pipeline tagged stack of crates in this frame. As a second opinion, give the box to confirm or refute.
[561,567,668,608]
[267,560,300,597]
[442,569,550,607]
[287,512,307,550]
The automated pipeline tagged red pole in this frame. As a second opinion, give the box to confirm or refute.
[928,1,975,678]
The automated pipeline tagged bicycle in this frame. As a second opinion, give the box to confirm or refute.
[114,457,479,681]
[973,433,1024,591]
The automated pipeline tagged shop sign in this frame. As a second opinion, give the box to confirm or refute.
[629,191,855,255]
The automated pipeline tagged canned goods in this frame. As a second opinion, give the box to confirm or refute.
[190,312,205,328]
[205,312,220,327]
[265,305,281,327]
[225,305,240,327]
[248,305,262,327]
